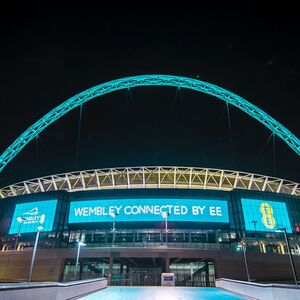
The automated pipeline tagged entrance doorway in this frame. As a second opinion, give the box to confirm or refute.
[62,257,215,287]
[170,258,215,287]
[129,267,162,286]
[113,257,215,287]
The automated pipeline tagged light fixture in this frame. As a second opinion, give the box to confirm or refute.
[276,227,298,285]
[75,241,86,280]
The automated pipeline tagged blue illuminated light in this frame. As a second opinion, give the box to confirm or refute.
[9,200,58,234]
[68,198,229,223]
[0,75,299,173]
[241,198,292,233]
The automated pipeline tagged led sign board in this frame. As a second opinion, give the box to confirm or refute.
[68,198,229,223]
[241,198,292,233]
[9,200,58,234]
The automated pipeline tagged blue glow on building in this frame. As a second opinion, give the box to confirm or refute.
[241,198,292,233]
[9,200,58,234]
[68,198,229,223]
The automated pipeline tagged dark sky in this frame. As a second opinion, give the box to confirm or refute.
[0,3,299,186]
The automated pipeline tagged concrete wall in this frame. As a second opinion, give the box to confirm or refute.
[0,278,107,300]
[216,278,300,300]
[0,247,300,282]
[0,248,65,281]
[213,250,300,282]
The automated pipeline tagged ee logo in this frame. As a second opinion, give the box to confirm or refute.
[260,202,276,229]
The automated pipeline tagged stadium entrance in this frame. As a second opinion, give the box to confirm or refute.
[62,256,215,287]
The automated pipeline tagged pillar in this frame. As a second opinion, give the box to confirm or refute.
[108,255,113,285]
[205,260,210,287]
[165,255,170,273]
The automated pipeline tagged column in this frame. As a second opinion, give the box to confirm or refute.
[108,255,113,285]
[165,255,170,273]
[205,261,210,287]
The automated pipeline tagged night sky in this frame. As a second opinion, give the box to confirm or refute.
[0,3,299,187]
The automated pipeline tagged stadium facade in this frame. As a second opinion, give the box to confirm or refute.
[0,166,299,286]
[0,75,299,286]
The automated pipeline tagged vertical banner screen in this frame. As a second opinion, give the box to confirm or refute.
[9,200,58,234]
[241,198,292,233]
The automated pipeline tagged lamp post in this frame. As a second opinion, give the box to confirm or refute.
[276,228,298,285]
[28,226,43,282]
[161,212,169,246]
[251,220,258,232]
[216,229,221,250]
[251,220,259,250]
[75,241,86,280]
[241,241,251,282]
[110,211,118,246]
[14,216,26,250]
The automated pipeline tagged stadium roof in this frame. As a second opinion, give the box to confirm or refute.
[0,166,299,199]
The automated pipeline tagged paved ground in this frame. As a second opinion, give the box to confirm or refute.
[80,286,249,299]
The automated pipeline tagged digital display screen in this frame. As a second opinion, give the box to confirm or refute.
[68,198,229,223]
[9,200,58,234]
[241,198,292,233]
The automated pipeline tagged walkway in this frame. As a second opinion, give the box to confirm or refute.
[80,286,250,299]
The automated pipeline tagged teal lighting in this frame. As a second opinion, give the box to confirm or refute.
[0,75,299,173]
[9,200,58,234]
[241,198,292,233]
[68,198,229,223]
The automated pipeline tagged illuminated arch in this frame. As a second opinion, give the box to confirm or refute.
[0,74,299,173]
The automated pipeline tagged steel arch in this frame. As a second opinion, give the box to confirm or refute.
[0,74,299,173]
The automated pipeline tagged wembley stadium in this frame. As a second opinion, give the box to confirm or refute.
[0,75,299,287]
